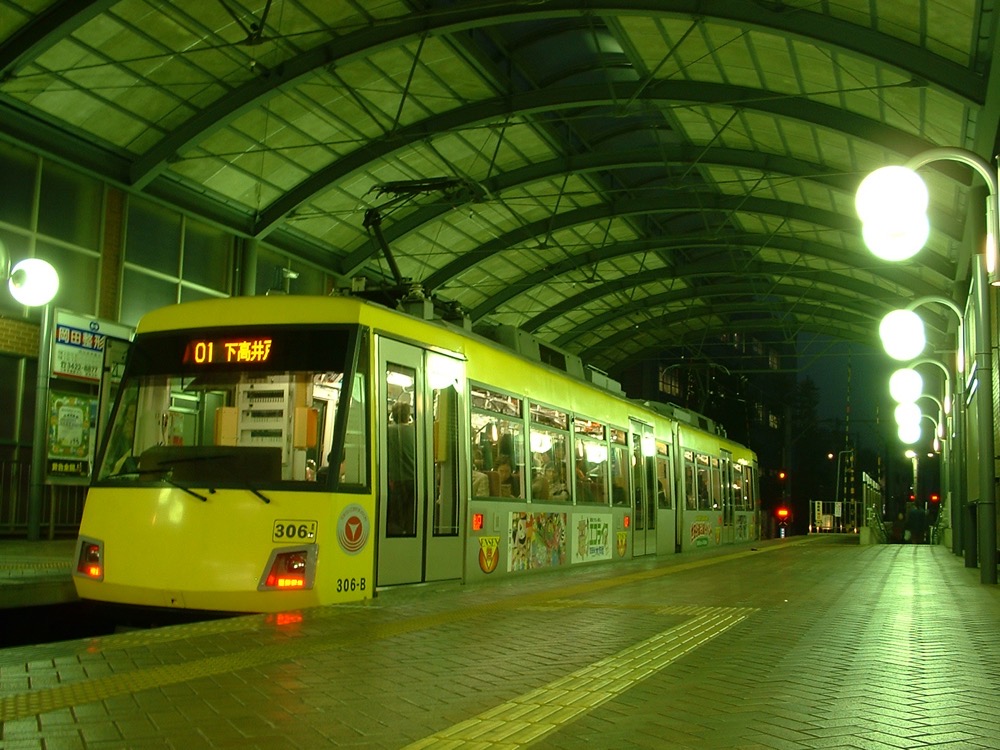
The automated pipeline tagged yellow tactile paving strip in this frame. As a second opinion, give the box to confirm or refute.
[0,540,806,725]
[0,560,71,576]
[404,605,757,749]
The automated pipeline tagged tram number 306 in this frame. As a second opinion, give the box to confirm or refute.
[272,519,318,542]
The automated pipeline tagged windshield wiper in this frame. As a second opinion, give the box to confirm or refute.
[112,466,210,501]
[162,475,209,502]
[247,487,271,504]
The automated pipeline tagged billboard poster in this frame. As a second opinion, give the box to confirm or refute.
[509,512,567,572]
[690,514,712,547]
[51,310,133,383]
[47,392,98,477]
[571,513,612,563]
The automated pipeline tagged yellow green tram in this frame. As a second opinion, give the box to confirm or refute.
[73,295,759,613]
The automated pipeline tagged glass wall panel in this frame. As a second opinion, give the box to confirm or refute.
[125,197,181,276]
[120,269,177,327]
[0,143,36,227]
[180,285,224,303]
[0,228,30,315]
[0,355,23,442]
[38,161,102,249]
[35,241,98,316]
[183,220,231,291]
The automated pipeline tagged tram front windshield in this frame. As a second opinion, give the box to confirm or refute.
[95,326,367,490]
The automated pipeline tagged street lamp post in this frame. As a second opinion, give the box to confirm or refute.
[857,147,998,583]
[832,448,854,532]
[2,252,60,541]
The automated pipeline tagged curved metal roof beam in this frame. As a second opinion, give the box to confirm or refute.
[0,0,114,82]
[338,145,860,271]
[521,268,939,341]
[549,283,924,351]
[602,317,876,374]
[258,79,955,243]
[419,192,955,291]
[477,237,940,326]
[580,303,879,367]
[123,1,982,188]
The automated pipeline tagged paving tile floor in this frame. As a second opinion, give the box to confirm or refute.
[1,535,998,749]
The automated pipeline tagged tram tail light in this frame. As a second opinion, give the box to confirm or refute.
[258,548,316,591]
[75,539,104,581]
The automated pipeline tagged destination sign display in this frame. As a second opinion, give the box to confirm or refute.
[183,337,274,365]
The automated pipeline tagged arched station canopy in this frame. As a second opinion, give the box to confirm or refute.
[1,1,995,375]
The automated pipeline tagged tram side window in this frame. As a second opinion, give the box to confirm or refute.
[337,373,367,487]
[432,373,460,536]
[656,441,672,509]
[573,418,608,505]
[696,453,711,510]
[710,457,722,511]
[529,403,569,502]
[683,451,696,509]
[733,464,745,510]
[609,428,629,507]
[385,366,417,537]
[470,385,525,499]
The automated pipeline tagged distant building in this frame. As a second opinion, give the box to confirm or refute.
[613,331,796,525]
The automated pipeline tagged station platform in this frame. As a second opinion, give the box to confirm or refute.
[1,534,998,749]
[0,539,76,609]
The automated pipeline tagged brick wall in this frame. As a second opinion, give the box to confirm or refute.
[0,317,39,358]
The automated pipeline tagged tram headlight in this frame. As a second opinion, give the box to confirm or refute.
[74,538,104,581]
[258,547,316,590]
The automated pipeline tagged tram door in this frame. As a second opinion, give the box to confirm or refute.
[630,421,656,557]
[377,339,464,586]
[720,451,735,544]
[655,441,676,554]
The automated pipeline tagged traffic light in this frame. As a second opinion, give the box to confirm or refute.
[778,470,787,481]
[776,507,791,524]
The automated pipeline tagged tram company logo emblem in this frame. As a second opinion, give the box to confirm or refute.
[337,504,370,555]
[478,536,500,573]
[616,531,628,557]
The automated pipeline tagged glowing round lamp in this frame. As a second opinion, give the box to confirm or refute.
[8,259,59,307]
[861,214,929,261]
[856,166,930,261]
[879,309,925,361]
[897,422,921,444]
[889,368,923,403]
[894,402,921,429]
[855,166,929,223]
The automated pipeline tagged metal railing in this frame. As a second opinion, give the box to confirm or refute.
[0,460,86,538]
